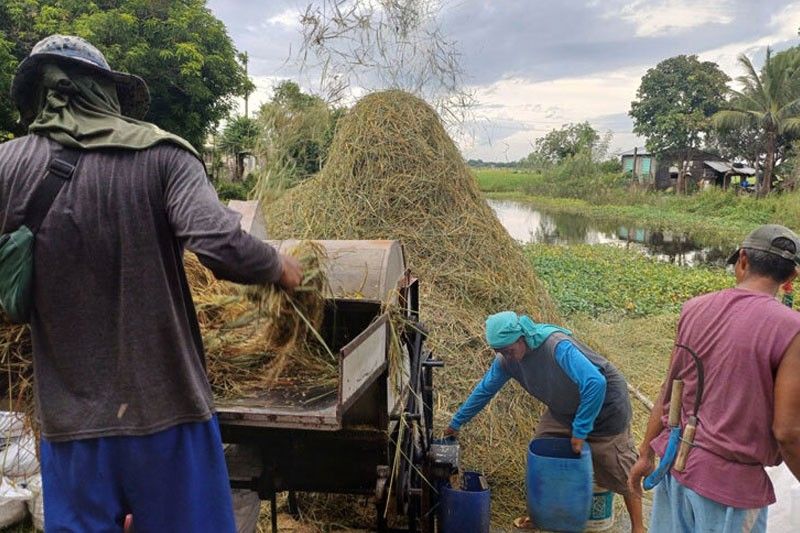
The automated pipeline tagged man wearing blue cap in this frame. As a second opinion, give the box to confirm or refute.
[445,311,643,532]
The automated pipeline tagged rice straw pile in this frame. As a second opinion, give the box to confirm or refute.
[264,90,561,526]
[0,315,34,430]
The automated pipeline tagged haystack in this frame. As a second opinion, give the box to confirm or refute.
[265,90,561,525]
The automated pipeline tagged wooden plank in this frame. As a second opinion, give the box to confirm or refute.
[217,405,340,430]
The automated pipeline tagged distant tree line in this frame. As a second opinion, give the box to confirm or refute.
[466,160,520,168]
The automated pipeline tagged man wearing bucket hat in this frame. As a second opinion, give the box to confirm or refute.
[629,224,800,532]
[445,311,644,532]
[0,35,302,531]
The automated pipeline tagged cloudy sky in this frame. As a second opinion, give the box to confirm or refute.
[207,0,800,161]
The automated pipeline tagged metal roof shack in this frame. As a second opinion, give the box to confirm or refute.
[703,160,755,176]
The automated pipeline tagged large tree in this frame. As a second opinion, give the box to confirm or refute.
[0,0,250,148]
[526,122,601,166]
[705,121,764,171]
[630,55,730,194]
[713,48,800,195]
[0,32,16,141]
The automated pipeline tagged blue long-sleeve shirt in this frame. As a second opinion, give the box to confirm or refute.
[449,339,607,439]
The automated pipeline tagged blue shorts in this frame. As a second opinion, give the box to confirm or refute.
[650,473,767,533]
[40,416,236,533]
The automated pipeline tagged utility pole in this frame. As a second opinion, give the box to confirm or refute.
[239,51,250,117]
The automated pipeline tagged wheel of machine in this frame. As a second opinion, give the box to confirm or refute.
[392,320,434,533]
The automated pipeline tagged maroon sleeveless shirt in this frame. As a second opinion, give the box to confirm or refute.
[652,288,800,508]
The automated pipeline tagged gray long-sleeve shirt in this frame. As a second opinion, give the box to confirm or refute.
[0,134,282,441]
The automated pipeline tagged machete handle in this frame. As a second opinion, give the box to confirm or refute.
[674,415,697,472]
[668,379,684,427]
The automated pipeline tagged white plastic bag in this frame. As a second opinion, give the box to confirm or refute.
[24,474,44,531]
[0,433,39,478]
[0,412,26,440]
[0,477,31,528]
[231,489,260,533]
[767,463,800,532]
[0,411,39,479]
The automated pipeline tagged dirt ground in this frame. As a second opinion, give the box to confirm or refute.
[260,495,653,532]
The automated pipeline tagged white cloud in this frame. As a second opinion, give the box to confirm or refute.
[619,0,734,37]
[227,75,287,118]
[461,68,646,160]
[769,1,800,36]
[698,2,800,81]
[265,8,300,29]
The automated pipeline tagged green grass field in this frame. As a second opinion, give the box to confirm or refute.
[472,167,544,193]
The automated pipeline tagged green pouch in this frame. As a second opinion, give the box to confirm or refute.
[0,144,80,324]
[0,226,34,323]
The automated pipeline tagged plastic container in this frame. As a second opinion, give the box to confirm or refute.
[439,471,490,533]
[526,437,592,533]
[586,484,614,531]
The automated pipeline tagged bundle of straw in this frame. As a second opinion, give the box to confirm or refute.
[264,90,561,526]
[245,241,330,353]
[186,241,336,399]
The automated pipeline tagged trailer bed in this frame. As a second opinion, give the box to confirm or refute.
[217,384,340,430]
[216,308,389,431]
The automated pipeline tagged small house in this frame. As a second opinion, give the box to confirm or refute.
[621,147,756,191]
[701,161,756,189]
[654,149,755,190]
[620,147,656,184]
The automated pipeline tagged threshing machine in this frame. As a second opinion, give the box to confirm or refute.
[216,211,457,532]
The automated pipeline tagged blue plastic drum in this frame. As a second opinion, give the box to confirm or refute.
[526,437,593,532]
[440,471,491,533]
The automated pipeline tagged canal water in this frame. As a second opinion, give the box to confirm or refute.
[488,198,730,267]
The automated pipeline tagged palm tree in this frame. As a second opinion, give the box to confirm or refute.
[713,48,800,195]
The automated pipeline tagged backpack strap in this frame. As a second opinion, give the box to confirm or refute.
[25,144,81,233]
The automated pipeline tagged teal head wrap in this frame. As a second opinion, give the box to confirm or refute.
[485,311,571,350]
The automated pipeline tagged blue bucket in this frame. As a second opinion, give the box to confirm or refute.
[526,437,593,533]
[440,471,490,533]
